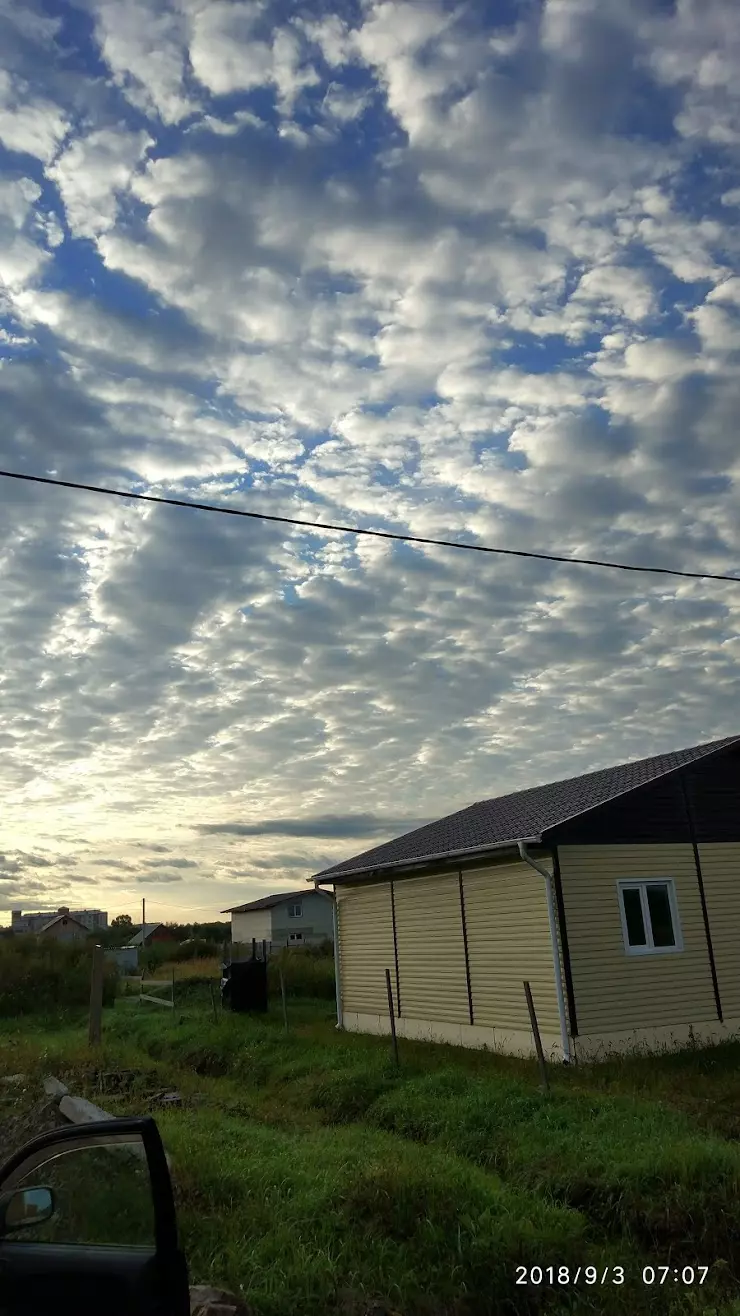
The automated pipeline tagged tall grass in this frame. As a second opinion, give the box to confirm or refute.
[6,999,740,1313]
[267,945,336,1000]
[145,942,336,1003]
[158,1109,589,1316]
[0,937,116,1016]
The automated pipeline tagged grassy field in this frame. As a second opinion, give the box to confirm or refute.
[2,986,740,1316]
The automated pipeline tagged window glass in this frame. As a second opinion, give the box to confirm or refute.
[622,887,646,946]
[646,883,675,947]
[6,1142,154,1248]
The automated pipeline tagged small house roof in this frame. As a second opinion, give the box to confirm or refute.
[38,912,89,934]
[127,922,164,946]
[222,888,325,915]
[313,734,740,884]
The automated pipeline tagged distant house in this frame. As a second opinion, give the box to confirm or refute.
[222,889,334,949]
[313,735,740,1062]
[12,907,108,934]
[37,910,89,943]
[127,923,176,948]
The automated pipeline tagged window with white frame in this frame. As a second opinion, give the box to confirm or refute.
[289,931,303,943]
[287,903,302,918]
[617,880,682,955]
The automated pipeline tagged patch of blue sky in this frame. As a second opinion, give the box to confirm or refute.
[655,272,714,336]
[0,143,47,195]
[671,151,740,231]
[471,436,528,471]
[0,317,67,370]
[497,331,602,374]
[51,4,109,81]
[616,76,680,147]
[189,86,280,133]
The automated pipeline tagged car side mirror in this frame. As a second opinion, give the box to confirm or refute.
[0,1186,55,1235]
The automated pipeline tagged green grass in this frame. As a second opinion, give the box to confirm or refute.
[3,997,740,1315]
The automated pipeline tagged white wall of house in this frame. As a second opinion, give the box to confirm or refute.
[231,910,272,944]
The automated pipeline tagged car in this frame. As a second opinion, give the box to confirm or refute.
[0,1116,190,1315]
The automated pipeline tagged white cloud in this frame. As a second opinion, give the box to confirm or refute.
[1,0,740,917]
[0,70,69,163]
[0,176,51,292]
[47,126,153,240]
[87,0,195,124]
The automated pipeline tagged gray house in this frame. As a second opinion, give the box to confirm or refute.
[222,889,334,949]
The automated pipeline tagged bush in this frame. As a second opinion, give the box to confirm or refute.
[0,937,116,1016]
[267,947,336,1000]
[140,937,222,974]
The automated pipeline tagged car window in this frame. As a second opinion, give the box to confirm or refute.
[6,1141,155,1248]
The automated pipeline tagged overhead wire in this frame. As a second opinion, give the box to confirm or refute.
[1,467,739,585]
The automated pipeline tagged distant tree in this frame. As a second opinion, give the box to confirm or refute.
[102,913,135,947]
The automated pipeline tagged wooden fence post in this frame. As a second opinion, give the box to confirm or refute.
[385,968,399,1068]
[88,945,104,1046]
[523,980,549,1093]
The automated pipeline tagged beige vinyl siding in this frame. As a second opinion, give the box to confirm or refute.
[336,881,395,1015]
[698,844,740,1018]
[558,844,716,1035]
[393,873,469,1024]
[463,861,559,1032]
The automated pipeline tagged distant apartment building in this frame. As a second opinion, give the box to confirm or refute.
[11,908,108,934]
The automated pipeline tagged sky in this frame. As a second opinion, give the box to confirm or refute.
[1,0,739,926]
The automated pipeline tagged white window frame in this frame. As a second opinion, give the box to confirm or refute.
[617,879,683,956]
[287,903,303,918]
[289,931,303,943]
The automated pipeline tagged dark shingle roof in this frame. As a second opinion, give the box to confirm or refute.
[222,888,327,915]
[313,735,740,883]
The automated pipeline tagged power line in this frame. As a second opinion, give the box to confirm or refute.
[1,466,739,585]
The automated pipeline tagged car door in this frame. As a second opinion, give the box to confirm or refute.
[0,1116,189,1316]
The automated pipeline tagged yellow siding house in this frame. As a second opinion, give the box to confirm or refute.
[312,735,740,1061]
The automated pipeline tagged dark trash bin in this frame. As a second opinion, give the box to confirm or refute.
[221,957,268,1013]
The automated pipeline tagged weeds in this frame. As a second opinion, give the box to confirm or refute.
[0,938,116,1016]
[4,998,740,1314]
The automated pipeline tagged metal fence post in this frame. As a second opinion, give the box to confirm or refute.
[385,968,399,1068]
[523,980,550,1093]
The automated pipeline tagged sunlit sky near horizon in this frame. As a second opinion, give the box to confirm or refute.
[1,0,740,926]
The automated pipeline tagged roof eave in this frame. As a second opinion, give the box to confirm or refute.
[312,834,543,885]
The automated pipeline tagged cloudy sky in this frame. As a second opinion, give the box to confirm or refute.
[1,0,739,924]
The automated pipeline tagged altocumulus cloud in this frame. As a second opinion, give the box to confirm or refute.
[196,814,432,839]
[0,0,739,918]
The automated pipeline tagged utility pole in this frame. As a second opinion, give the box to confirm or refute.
[142,897,145,936]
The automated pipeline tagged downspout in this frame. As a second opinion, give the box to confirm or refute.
[517,842,571,1064]
[315,882,343,1030]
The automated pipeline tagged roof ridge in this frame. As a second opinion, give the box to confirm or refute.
[313,733,740,882]
[464,734,740,814]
